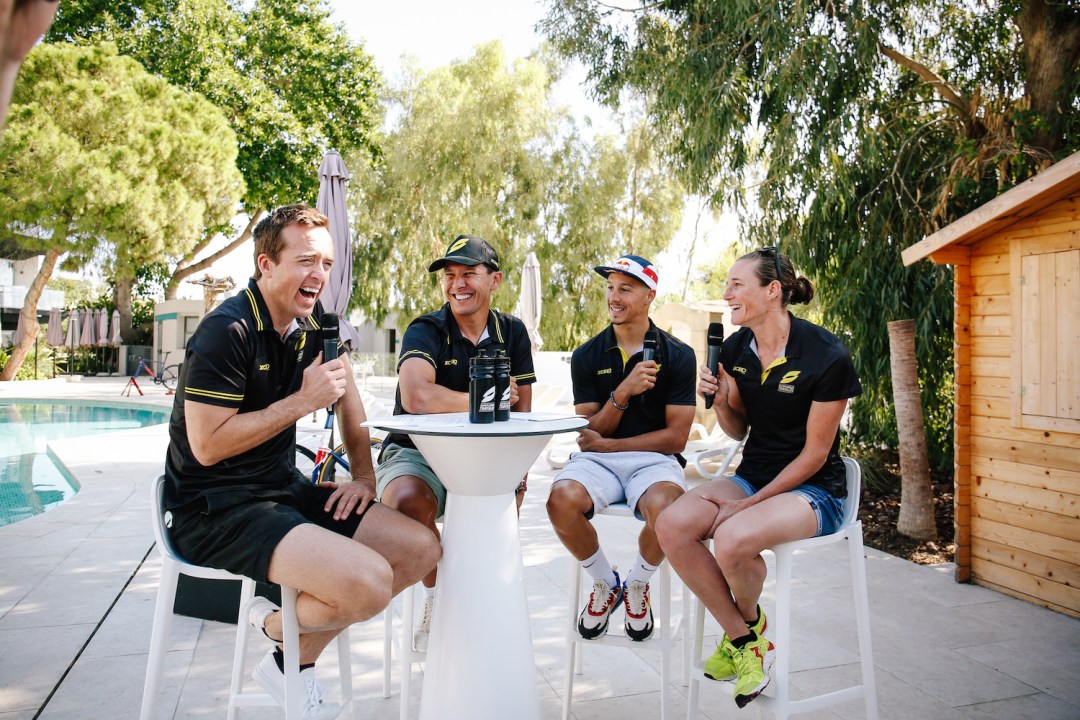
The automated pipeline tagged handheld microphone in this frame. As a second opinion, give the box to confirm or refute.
[641,331,657,402]
[642,331,657,363]
[704,322,723,409]
[322,313,339,416]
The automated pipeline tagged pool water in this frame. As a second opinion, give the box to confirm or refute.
[0,401,169,528]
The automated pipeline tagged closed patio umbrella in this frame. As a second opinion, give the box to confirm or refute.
[46,308,63,346]
[65,310,79,348]
[315,150,359,350]
[96,309,108,347]
[516,251,543,354]
[108,309,121,347]
[79,309,95,347]
[12,311,26,347]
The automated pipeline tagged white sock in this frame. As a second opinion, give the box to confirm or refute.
[624,554,660,586]
[581,548,618,589]
[423,584,436,600]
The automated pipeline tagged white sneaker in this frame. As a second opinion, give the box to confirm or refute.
[412,595,434,653]
[242,595,280,643]
[623,580,654,641]
[253,649,341,720]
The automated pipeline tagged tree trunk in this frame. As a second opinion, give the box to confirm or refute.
[887,319,937,540]
[114,274,138,345]
[1017,0,1080,157]
[164,210,264,300]
[0,247,62,381]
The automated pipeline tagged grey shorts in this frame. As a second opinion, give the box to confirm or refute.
[728,474,846,537]
[554,450,687,520]
[375,443,446,516]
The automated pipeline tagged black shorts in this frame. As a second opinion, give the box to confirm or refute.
[166,477,374,584]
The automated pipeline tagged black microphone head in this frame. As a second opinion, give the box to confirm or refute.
[322,313,339,333]
[707,322,724,345]
[643,330,658,350]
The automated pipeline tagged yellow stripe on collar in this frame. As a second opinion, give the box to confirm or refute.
[761,356,788,383]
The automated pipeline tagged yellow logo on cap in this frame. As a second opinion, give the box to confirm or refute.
[448,237,469,254]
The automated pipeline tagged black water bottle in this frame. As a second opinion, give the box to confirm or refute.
[493,349,511,421]
[468,350,495,424]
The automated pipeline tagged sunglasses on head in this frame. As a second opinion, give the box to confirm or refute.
[760,246,782,284]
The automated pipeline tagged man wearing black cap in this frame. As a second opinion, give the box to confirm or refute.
[546,255,696,642]
[375,234,537,651]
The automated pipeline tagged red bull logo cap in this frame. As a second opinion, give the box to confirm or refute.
[594,255,658,290]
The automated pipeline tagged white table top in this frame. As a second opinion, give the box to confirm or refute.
[363,411,587,438]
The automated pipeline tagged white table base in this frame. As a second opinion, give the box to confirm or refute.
[412,432,550,720]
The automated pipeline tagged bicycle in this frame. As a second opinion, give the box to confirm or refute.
[122,351,180,395]
[295,442,350,485]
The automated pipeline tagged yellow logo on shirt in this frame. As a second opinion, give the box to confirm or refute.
[733,366,747,375]
[444,359,458,366]
[779,370,801,384]
[258,363,270,371]
[596,368,612,375]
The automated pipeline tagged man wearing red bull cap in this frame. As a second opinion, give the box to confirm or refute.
[375,234,537,652]
[546,254,696,642]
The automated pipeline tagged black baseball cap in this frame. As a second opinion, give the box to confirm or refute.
[428,234,500,272]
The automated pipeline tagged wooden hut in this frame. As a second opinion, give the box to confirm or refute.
[902,152,1080,618]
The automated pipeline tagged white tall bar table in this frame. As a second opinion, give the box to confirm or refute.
[364,411,586,720]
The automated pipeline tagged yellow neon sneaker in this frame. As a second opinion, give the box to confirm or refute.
[727,632,775,708]
[703,635,736,680]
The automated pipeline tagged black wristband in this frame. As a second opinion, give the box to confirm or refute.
[609,391,629,411]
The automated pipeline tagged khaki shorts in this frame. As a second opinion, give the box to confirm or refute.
[375,443,447,516]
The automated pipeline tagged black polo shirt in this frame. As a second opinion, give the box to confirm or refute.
[385,304,537,450]
[721,313,862,498]
[164,279,343,509]
[570,320,697,440]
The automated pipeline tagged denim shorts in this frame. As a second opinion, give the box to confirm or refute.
[728,475,846,537]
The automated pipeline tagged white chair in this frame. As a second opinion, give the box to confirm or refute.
[683,425,745,482]
[562,502,688,720]
[382,582,428,720]
[141,475,354,720]
[686,457,879,720]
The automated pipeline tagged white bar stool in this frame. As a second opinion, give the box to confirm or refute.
[562,501,689,720]
[686,457,879,720]
[140,475,354,720]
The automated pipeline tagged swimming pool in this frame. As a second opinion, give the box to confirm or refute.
[0,401,170,527]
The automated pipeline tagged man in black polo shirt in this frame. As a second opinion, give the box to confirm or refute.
[375,234,536,651]
[164,204,440,719]
[546,255,696,642]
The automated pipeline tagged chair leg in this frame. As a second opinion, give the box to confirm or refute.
[140,561,180,720]
[686,593,706,720]
[382,608,395,699]
[336,626,353,713]
[562,559,582,720]
[280,586,302,720]
[655,562,672,720]
[227,578,258,720]
[849,531,879,720]
[399,583,415,720]
[382,605,393,699]
[772,548,793,720]
[681,576,691,688]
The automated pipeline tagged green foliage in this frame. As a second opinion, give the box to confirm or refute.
[350,43,684,349]
[49,0,382,210]
[540,0,1080,469]
[0,337,56,380]
[1,42,243,273]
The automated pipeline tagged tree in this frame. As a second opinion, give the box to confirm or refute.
[48,0,382,298]
[0,42,242,379]
[351,42,683,349]
[539,0,1080,468]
